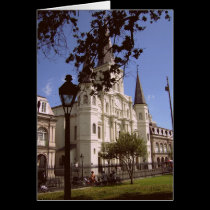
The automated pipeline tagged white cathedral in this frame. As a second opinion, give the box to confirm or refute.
[37,38,173,178]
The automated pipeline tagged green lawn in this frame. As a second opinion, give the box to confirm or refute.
[38,174,173,200]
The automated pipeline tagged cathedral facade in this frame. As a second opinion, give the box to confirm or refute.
[46,38,173,177]
[51,64,173,176]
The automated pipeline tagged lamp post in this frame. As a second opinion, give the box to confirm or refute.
[80,153,84,180]
[59,75,79,200]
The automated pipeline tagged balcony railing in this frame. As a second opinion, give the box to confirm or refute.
[37,140,47,146]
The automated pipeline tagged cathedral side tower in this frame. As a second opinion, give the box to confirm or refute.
[133,71,152,166]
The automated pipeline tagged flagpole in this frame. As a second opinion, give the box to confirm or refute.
[165,76,173,128]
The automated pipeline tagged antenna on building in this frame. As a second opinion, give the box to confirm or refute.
[165,76,173,128]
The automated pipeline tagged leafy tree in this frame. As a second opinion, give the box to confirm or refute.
[38,10,170,94]
[100,132,147,184]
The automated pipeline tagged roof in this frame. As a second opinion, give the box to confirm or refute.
[37,95,46,99]
[134,72,146,105]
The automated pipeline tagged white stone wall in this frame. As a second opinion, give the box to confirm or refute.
[134,104,152,164]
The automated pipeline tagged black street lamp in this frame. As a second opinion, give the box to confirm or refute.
[59,75,79,200]
[80,153,84,180]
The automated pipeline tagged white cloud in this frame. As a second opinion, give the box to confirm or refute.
[147,94,155,101]
[42,79,53,96]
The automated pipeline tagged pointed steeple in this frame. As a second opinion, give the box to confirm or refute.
[134,66,146,105]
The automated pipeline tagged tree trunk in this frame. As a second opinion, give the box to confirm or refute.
[130,158,135,184]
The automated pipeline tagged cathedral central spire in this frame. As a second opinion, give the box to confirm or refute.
[97,26,114,66]
[134,66,146,105]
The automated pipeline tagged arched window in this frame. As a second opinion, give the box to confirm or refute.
[92,96,96,105]
[160,143,163,153]
[139,113,143,120]
[83,95,88,104]
[157,157,160,167]
[38,154,47,170]
[168,144,171,152]
[164,144,167,153]
[155,143,159,153]
[93,123,96,134]
[38,127,48,143]
[98,126,101,139]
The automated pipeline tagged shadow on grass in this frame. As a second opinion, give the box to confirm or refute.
[107,192,173,200]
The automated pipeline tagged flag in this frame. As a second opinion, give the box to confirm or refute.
[165,85,169,91]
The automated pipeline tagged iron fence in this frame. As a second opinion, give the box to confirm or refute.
[37,162,173,192]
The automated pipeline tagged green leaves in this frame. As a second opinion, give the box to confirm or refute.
[38,9,171,94]
[100,132,147,161]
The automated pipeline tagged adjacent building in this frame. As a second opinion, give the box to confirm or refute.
[37,95,57,178]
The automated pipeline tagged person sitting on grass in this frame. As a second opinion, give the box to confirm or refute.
[89,171,96,184]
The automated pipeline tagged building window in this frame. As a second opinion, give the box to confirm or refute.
[92,96,96,105]
[127,109,129,118]
[93,123,96,134]
[38,127,47,141]
[139,113,143,120]
[94,148,96,154]
[98,126,101,139]
[164,144,167,153]
[155,143,159,153]
[37,127,48,146]
[168,144,171,152]
[74,126,77,140]
[160,143,163,153]
[41,102,47,113]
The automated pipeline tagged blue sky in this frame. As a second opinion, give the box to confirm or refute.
[37,10,173,130]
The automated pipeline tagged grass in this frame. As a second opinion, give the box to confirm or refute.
[38,174,173,200]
